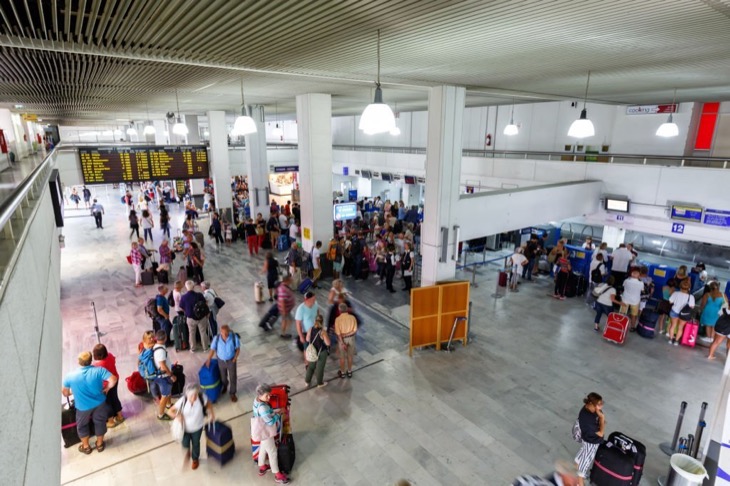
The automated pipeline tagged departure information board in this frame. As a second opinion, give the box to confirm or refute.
[79,145,209,184]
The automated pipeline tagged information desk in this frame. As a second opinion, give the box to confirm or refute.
[79,145,209,184]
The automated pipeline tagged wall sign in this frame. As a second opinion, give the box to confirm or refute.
[273,165,299,173]
[670,205,703,222]
[703,208,730,228]
[671,223,685,234]
[343,166,349,176]
[626,104,678,115]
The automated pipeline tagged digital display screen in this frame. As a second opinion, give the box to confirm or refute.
[79,145,209,184]
[360,170,372,179]
[671,205,703,222]
[605,198,630,213]
[404,175,416,184]
[381,172,392,182]
[334,203,358,221]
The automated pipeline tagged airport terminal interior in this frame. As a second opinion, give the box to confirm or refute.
[2,2,730,485]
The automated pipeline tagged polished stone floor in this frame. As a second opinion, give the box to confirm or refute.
[59,186,722,485]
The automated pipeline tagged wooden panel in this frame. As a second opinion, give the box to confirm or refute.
[411,316,440,351]
[441,281,469,313]
[411,286,440,318]
[440,311,468,343]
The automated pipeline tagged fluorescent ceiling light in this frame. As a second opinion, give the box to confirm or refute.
[504,99,518,136]
[126,125,137,136]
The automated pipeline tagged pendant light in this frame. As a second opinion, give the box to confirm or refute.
[503,98,519,136]
[656,89,679,138]
[172,89,188,136]
[232,78,257,136]
[143,102,156,136]
[389,102,401,136]
[271,102,284,138]
[568,71,595,138]
[359,29,396,135]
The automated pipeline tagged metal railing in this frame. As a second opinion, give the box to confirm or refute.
[0,148,59,302]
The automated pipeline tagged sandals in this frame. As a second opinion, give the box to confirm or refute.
[78,444,92,455]
[97,441,106,453]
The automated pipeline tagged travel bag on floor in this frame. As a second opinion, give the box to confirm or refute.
[277,433,296,474]
[125,371,149,395]
[259,303,279,331]
[157,269,169,284]
[277,234,289,251]
[199,359,222,402]
[173,313,190,351]
[681,320,699,347]
[141,269,155,285]
[603,312,629,345]
[206,421,235,465]
[62,397,81,448]
[637,307,659,339]
[254,281,265,303]
[298,278,313,294]
[498,271,508,287]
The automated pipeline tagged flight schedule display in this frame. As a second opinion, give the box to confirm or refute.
[79,145,209,184]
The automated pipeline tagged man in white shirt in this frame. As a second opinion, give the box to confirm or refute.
[311,241,322,289]
[610,243,633,289]
[288,219,299,246]
[582,237,595,251]
[509,247,528,291]
[621,269,644,331]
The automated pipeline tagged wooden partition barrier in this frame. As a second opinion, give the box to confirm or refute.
[409,281,470,356]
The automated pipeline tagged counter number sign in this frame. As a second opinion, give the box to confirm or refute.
[671,223,685,234]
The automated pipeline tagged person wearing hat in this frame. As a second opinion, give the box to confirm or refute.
[512,459,580,486]
[62,351,118,454]
[295,291,320,364]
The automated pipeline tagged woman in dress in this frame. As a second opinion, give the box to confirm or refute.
[699,281,726,343]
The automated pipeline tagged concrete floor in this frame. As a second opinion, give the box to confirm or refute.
[59,186,723,485]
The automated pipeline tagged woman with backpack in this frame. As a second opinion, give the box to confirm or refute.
[592,276,620,332]
[171,383,214,470]
[666,279,696,346]
[305,315,331,388]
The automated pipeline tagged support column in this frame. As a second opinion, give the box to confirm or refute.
[245,105,270,220]
[421,86,466,287]
[207,111,232,219]
[186,115,200,144]
[296,93,334,253]
[153,120,167,145]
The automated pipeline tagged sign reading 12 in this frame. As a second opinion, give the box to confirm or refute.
[671,223,685,234]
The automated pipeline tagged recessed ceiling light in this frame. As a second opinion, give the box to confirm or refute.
[14,104,23,109]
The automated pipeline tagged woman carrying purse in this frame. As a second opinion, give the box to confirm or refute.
[170,383,214,470]
[251,384,291,484]
[305,315,331,388]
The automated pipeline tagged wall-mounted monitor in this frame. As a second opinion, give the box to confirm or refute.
[381,172,393,182]
[333,202,358,221]
[605,197,630,213]
[404,175,416,184]
[670,204,703,222]
[360,170,372,179]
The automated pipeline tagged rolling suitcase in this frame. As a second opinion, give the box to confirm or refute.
[125,371,149,395]
[637,307,659,339]
[564,273,578,298]
[681,320,699,347]
[141,269,155,285]
[206,421,235,466]
[498,271,508,287]
[575,274,588,297]
[590,431,646,486]
[62,397,82,448]
[170,364,185,396]
[157,269,169,284]
[298,278,313,294]
[259,303,279,331]
[277,234,290,251]
[603,312,629,345]
[173,313,190,351]
[199,359,222,403]
[254,281,265,303]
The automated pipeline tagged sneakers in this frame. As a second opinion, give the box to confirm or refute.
[673,340,679,346]
[337,370,345,379]
[258,465,271,476]
[700,336,714,343]
[317,382,328,388]
[274,472,290,484]
[346,371,353,378]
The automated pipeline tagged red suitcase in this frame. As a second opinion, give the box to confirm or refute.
[498,271,508,287]
[603,312,629,345]
[680,320,699,347]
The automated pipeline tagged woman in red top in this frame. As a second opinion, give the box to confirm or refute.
[553,252,572,300]
[93,344,124,428]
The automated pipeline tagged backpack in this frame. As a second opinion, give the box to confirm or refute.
[591,263,603,284]
[138,346,163,379]
[167,291,175,308]
[572,418,582,443]
[145,297,160,319]
[193,297,210,320]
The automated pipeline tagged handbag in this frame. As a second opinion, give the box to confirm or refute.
[250,416,278,442]
[214,296,225,309]
[256,226,264,236]
[305,331,321,362]
[171,416,184,442]
[678,303,693,321]
[126,255,132,264]
[571,418,582,443]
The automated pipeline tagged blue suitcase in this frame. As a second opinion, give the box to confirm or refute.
[298,278,313,295]
[199,359,222,403]
[277,234,290,251]
[206,421,235,465]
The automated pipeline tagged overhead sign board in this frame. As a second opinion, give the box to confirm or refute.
[333,202,358,221]
[670,204,703,222]
[703,208,730,228]
[626,104,678,115]
[22,114,39,122]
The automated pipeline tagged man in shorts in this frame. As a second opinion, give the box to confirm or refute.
[334,303,358,379]
[295,291,320,363]
[62,351,118,454]
[620,268,644,332]
[150,330,177,420]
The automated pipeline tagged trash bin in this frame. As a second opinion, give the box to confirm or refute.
[666,454,709,486]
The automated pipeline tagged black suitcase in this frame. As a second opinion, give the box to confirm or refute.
[590,431,646,486]
[575,274,588,297]
[157,269,169,284]
[637,308,659,339]
[259,303,279,331]
[62,398,95,448]
[141,269,154,285]
[277,433,296,474]
[171,364,185,396]
[564,273,578,298]
[173,314,189,351]
[151,261,159,274]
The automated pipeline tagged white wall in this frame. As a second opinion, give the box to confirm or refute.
[0,182,63,486]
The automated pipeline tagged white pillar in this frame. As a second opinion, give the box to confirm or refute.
[601,225,625,249]
[421,86,466,287]
[245,105,270,220]
[186,115,200,144]
[153,120,167,145]
[208,111,232,218]
[296,93,334,253]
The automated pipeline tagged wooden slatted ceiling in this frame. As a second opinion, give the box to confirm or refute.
[0,0,728,123]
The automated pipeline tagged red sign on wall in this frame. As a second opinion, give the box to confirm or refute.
[695,102,720,151]
[0,129,7,154]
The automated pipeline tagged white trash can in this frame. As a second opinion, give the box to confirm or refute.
[666,454,709,486]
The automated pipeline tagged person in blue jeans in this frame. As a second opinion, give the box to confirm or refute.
[155,284,173,343]
[592,276,619,332]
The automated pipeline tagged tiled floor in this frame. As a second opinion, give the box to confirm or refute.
[59,187,722,485]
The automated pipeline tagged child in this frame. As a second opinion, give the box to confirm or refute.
[224,223,233,246]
